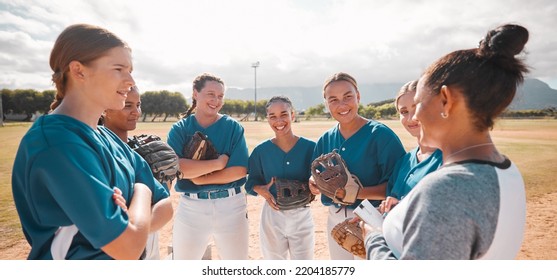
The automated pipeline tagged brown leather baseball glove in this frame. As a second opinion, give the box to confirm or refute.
[183,131,219,160]
[274,178,315,210]
[331,218,366,259]
[311,150,362,205]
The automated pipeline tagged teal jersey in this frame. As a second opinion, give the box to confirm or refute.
[11,115,169,260]
[386,147,443,200]
[245,137,316,198]
[312,120,405,208]
[167,114,249,193]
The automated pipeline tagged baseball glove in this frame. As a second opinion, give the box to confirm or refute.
[274,178,315,210]
[331,218,366,259]
[127,134,181,184]
[311,150,363,205]
[183,131,219,160]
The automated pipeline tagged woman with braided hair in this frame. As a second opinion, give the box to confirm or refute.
[167,73,249,259]
[364,24,530,260]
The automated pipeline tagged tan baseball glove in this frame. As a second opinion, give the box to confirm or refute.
[311,150,362,205]
[183,131,219,160]
[331,218,366,259]
[274,178,315,210]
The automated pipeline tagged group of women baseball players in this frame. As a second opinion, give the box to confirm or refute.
[11,22,529,260]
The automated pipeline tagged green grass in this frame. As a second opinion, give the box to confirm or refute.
[0,122,33,250]
[1,119,556,252]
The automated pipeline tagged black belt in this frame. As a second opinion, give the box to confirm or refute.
[184,187,242,199]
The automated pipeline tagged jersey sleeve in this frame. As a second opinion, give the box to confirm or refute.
[225,123,249,168]
[245,146,265,196]
[365,232,398,260]
[128,146,170,203]
[385,156,404,198]
[167,121,187,157]
[105,127,169,203]
[31,144,128,249]
[311,136,326,161]
[373,126,406,183]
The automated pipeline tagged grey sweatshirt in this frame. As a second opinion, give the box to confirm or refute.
[365,159,525,260]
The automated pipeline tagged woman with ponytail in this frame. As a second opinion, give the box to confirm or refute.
[167,73,249,259]
[11,24,171,260]
[364,24,530,260]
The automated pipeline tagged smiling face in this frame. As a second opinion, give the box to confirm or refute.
[397,91,421,138]
[193,80,225,116]
[82,46,135,111]
[323,80,361,125]
[104,87,141,137]
[266,100,295,137]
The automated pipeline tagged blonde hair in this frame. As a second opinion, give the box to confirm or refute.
[394,80,418,112]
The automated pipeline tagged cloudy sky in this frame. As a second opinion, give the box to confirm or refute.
[1,0,556,93]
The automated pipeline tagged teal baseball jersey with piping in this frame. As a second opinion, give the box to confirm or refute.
[245,137,316,198]
[386,147,443,200]
[11,115,169,259]
[312,120,406,208]
[167,114,249,193]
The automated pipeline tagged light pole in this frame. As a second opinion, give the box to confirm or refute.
[252,61,260,121]
[0,96,3,127]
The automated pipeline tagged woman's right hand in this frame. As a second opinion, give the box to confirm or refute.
[254,177,279,210]
[378,196,399,215]
[308,176,321,195]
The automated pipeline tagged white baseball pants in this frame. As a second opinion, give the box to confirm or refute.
[327,205,362,260]
[172,193,249,260]
[144,231,160,260]
[259,203,314,259]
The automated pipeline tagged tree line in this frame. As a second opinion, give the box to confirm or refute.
[1,88,281,122]
[2,88,555,123]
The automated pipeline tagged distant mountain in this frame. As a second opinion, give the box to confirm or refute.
[511,79,557,110]
[226,79,557,111]
[226,83,405,111]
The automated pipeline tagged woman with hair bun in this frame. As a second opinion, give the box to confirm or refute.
[364,24,530,260]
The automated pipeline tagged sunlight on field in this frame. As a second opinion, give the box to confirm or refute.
[1,118,556,258]
[0,122,34,247]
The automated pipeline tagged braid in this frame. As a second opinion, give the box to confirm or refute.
[181,99,197,119]
[181,73,223,119]
[49,71,66,112]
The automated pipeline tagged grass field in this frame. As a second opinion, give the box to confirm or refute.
[1,118,557,254]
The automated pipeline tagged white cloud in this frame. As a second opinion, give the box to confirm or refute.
[0,0,556,92]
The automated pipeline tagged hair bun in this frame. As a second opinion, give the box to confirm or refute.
[479,24,528,58]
